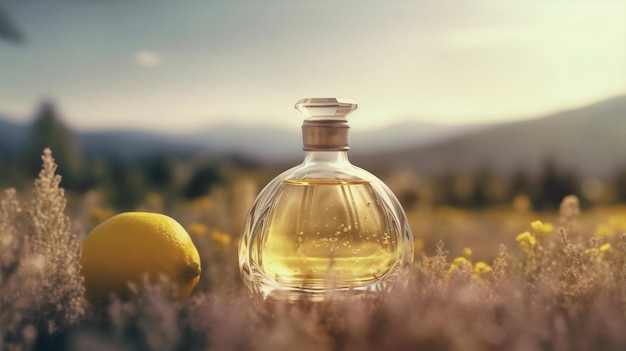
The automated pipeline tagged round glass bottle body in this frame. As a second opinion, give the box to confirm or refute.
[239,151,413,301]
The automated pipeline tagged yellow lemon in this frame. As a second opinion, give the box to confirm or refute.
[80,212,201,305]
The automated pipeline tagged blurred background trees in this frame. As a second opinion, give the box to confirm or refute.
[1,99,233,211]
[0,98,614,213]
[0,5,24,44]
[22,101,83,190]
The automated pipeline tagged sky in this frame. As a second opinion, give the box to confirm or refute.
[0,1,624,133]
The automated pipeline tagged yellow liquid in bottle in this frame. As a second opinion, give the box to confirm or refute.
[258,179,401,290]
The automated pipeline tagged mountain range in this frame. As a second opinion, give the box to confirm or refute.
[1,94,625,178]
[0,114,488,162]
[183,120,489,162]
[355,95,626,177]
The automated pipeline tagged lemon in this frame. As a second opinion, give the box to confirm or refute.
[80,212,201,305]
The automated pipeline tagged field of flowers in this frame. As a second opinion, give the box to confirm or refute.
[2,150,626,351]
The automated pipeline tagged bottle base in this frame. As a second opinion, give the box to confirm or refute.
[249,277,397,303]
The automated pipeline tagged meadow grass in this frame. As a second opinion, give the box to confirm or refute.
[2,150,626,351]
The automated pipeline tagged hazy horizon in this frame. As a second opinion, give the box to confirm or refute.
[1,1,624,133]
[2,93,624,136]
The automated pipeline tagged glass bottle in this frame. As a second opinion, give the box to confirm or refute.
[239,98,413,301]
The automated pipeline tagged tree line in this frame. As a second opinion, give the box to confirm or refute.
[0,101,239,210]
[4,100,626,211]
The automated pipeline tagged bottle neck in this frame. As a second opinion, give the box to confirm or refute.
[303,151,351,165]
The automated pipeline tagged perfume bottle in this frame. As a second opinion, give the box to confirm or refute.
[239,98,413,301]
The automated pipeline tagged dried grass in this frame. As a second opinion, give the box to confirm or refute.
[2,149,626,350]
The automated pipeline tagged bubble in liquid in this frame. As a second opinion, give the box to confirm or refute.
[343,227,349,232]
[329,237,338,242]
[297,237,302,242]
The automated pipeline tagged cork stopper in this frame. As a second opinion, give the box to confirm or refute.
[294,98,358,151]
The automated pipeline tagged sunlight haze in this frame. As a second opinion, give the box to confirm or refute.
[0,1,624,132]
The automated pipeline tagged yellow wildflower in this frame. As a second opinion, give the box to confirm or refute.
[191,196,213,213]
[584,247,598,255]
[453,256,470,265]
[447,256,471,278]
[516,231,536,253]
[600,243,611,253]
[473,261,492,275]
[462,247,473,260]
[189,222,209,237]
[585,243,610,256]
[211,229,232,248]
[472,261,492,279]
[531,220,553,239]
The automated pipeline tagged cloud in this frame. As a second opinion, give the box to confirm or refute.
[135,49,162,68]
